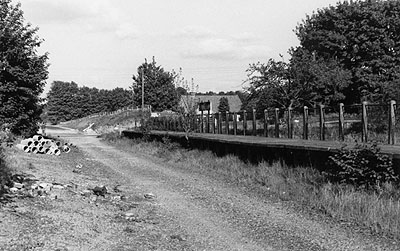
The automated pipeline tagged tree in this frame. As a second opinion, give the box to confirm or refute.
[0,0,48,135]
[46,81,80,123]
[294,0,400,104]
[46,81,133,122]
[243,59,303,115]
[218,97,230,113]
[132,58,179,112]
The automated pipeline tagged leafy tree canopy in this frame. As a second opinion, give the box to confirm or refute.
[294,0,400,104]
[132,58,178,112]
[46,81,133,123]
[244,0,400,113]
[0,0,48,136]
[218,97,230,113]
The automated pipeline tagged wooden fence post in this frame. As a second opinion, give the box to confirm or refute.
[233,112,238,135]
[252,109,257,136]
[338,103,345,141]
[319,104,325,140]
[274,108,279,138]
[226,111,230,134]
[172,117,176,131]
[211,113,215,134]
[200,110,204,133]
[218,112,222,134]
[303,106,308,140]
[162,117,166,130]
[206,110,210,133]
[362,101,368,142]
[388,100,396,144]
[192,116,196,132]
[287,107,293,139]
[243,110,247,136]
[264,109,268,137]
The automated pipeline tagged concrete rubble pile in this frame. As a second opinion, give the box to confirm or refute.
[6,174,67,200]
[15,135,72,156]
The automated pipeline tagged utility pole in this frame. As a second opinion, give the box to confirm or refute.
[141,60,145,111]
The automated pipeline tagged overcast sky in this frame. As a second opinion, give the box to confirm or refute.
[20,0,340,95]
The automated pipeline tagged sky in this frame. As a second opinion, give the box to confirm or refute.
[19,0,341,95]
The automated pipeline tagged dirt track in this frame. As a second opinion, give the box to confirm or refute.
[1,126,399,250]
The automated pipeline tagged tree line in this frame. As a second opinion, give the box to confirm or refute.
[4,0,400,136]
[45,81,133,123]
[242,0,400,114]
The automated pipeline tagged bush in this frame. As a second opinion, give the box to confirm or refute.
[0,146,12,196]
[326,143,398,190]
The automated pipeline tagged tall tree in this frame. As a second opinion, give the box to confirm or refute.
[218,97,230,113]
[46,81,79,123]
[294,0,400,104]
[132,58,179,112]
[0,0,48,135]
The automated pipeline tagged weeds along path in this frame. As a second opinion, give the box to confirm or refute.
[53,127,396,251]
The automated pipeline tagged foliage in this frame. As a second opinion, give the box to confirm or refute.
[132,58,179,112]
[46,81,133,123]
[173,68,198,139]
[0,145,12,197]
[217,97,230,113]
[0,0,48,136]
[245,1,400,113]
[294,0,400,104]
[244,54,352,114]
[326,143,398,190]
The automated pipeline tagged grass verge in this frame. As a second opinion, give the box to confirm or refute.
[102,132,400,239]
[0,146,12,197]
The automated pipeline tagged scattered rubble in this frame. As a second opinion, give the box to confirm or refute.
[144,193,155,199]
[92,186,108,197]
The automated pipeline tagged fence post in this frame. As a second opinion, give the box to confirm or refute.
[211,113,215,134]
[338,103,345,141]
[303,106,308,140]
[319,104,325,140]
[388,100,396,144]
[174,117,178,131]
[362,101,368,142]
[218,112,222,134]
[243,110,247,136]
[287,107,293,139]
[193,114,197,132]
[206,110,210,133]
[226,111,230,134]
[233,112,237,135]
[252,109,257,136]
[264,109,268,137]
[200,110,204,133]
[274,108,279,138]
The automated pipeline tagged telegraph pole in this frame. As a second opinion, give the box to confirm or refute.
[141,66,144,111]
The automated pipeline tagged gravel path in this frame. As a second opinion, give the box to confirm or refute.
[2,126,397,250]
[53,126,397,251]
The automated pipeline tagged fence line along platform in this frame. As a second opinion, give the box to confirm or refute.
[122,130,400,172]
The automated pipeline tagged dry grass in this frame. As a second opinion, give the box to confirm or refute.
[102,132,400,239]
[0,146,12,196]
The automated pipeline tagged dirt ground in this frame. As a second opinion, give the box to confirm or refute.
[0,126,399,251]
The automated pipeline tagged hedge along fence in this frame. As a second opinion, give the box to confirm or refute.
[149,100,398,145]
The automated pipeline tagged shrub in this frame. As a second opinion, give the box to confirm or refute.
[326,143,398,190]
[0,146,12,196]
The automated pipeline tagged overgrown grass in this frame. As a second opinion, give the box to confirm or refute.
[0,145,12,197]
[102,132,400,239]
